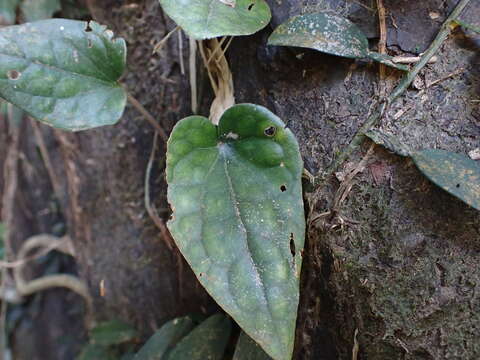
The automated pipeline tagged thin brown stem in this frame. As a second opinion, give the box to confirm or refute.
[376,0,387,96]
[127,93,168,142]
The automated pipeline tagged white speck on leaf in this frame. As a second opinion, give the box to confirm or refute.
[73,50,79,63]
[226,132,239,140]
[218,0,236,7]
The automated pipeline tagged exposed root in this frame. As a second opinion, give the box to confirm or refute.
[12,234,92,312]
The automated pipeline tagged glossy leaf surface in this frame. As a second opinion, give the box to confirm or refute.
[166,314,231,360]
[233,331,272,360]
[412,149,480,211]
[134,317,194,360]
[158,0,271,39]
[268,12,408,71]
[167,104,305,360]
[0,19,126,130]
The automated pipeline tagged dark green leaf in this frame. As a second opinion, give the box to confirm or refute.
[21,0,61,21]
[268,13,408,71]
[76,344,117,360]
[158,0,271,39]
[233,331,272,360]
[166,104,305,360]
[121,351,137,360]
[268,12,368,59]
[0,0,19,25]
[134,317,195,360]
[90,319,138,346]
[166,314,231,360]
[0,19,127,131]
[412,149,480,211]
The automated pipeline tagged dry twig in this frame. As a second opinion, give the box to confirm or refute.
[376,0,387,96]
[31,120,63,202]
[127,93,168,142]
[198,38,235,124]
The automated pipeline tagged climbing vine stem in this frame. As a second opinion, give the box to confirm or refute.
[322,0,472,179]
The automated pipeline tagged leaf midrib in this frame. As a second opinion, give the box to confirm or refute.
[218,146,282,349]
[0,37,120,87]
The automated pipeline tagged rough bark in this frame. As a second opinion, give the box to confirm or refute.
[0,0,479,359]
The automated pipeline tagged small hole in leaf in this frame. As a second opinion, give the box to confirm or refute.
[248,3,255,10]
[456,184,460,188]
[289,233,296,257]
[87,39,93,48]
[280,185,287,192]
[264,126,276,137]
[199,272,204,277]
[85,23,93,32]
[7,70,20,80]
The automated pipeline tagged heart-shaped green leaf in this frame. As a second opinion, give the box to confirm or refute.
[0,0,19,25]
[77,344,117,360]
[233,331,272,360]
[166,104,305,360]
[268,13,408,71]
[0,19,127,131]
[166,314,231,360]
[134,317,194,360]
[158,0,271,39]
[21,0,61,21]
[90,319,138,346]
[412,149,480,211]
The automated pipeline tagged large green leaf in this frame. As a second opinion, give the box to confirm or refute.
[90,319,138,346]
[158,0,271,39]
[0,0,19,25]
[76,344,117,360]
[233,331,272,360]
[21,0,61,21]
[134,317,195,360]
[268,13,408,71]
[0,19,127,131]
[412,149,480,211]
[166,314,231,360]
[166,104,305,360]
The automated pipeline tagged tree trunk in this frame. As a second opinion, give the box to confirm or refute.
[1,0,479,359]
